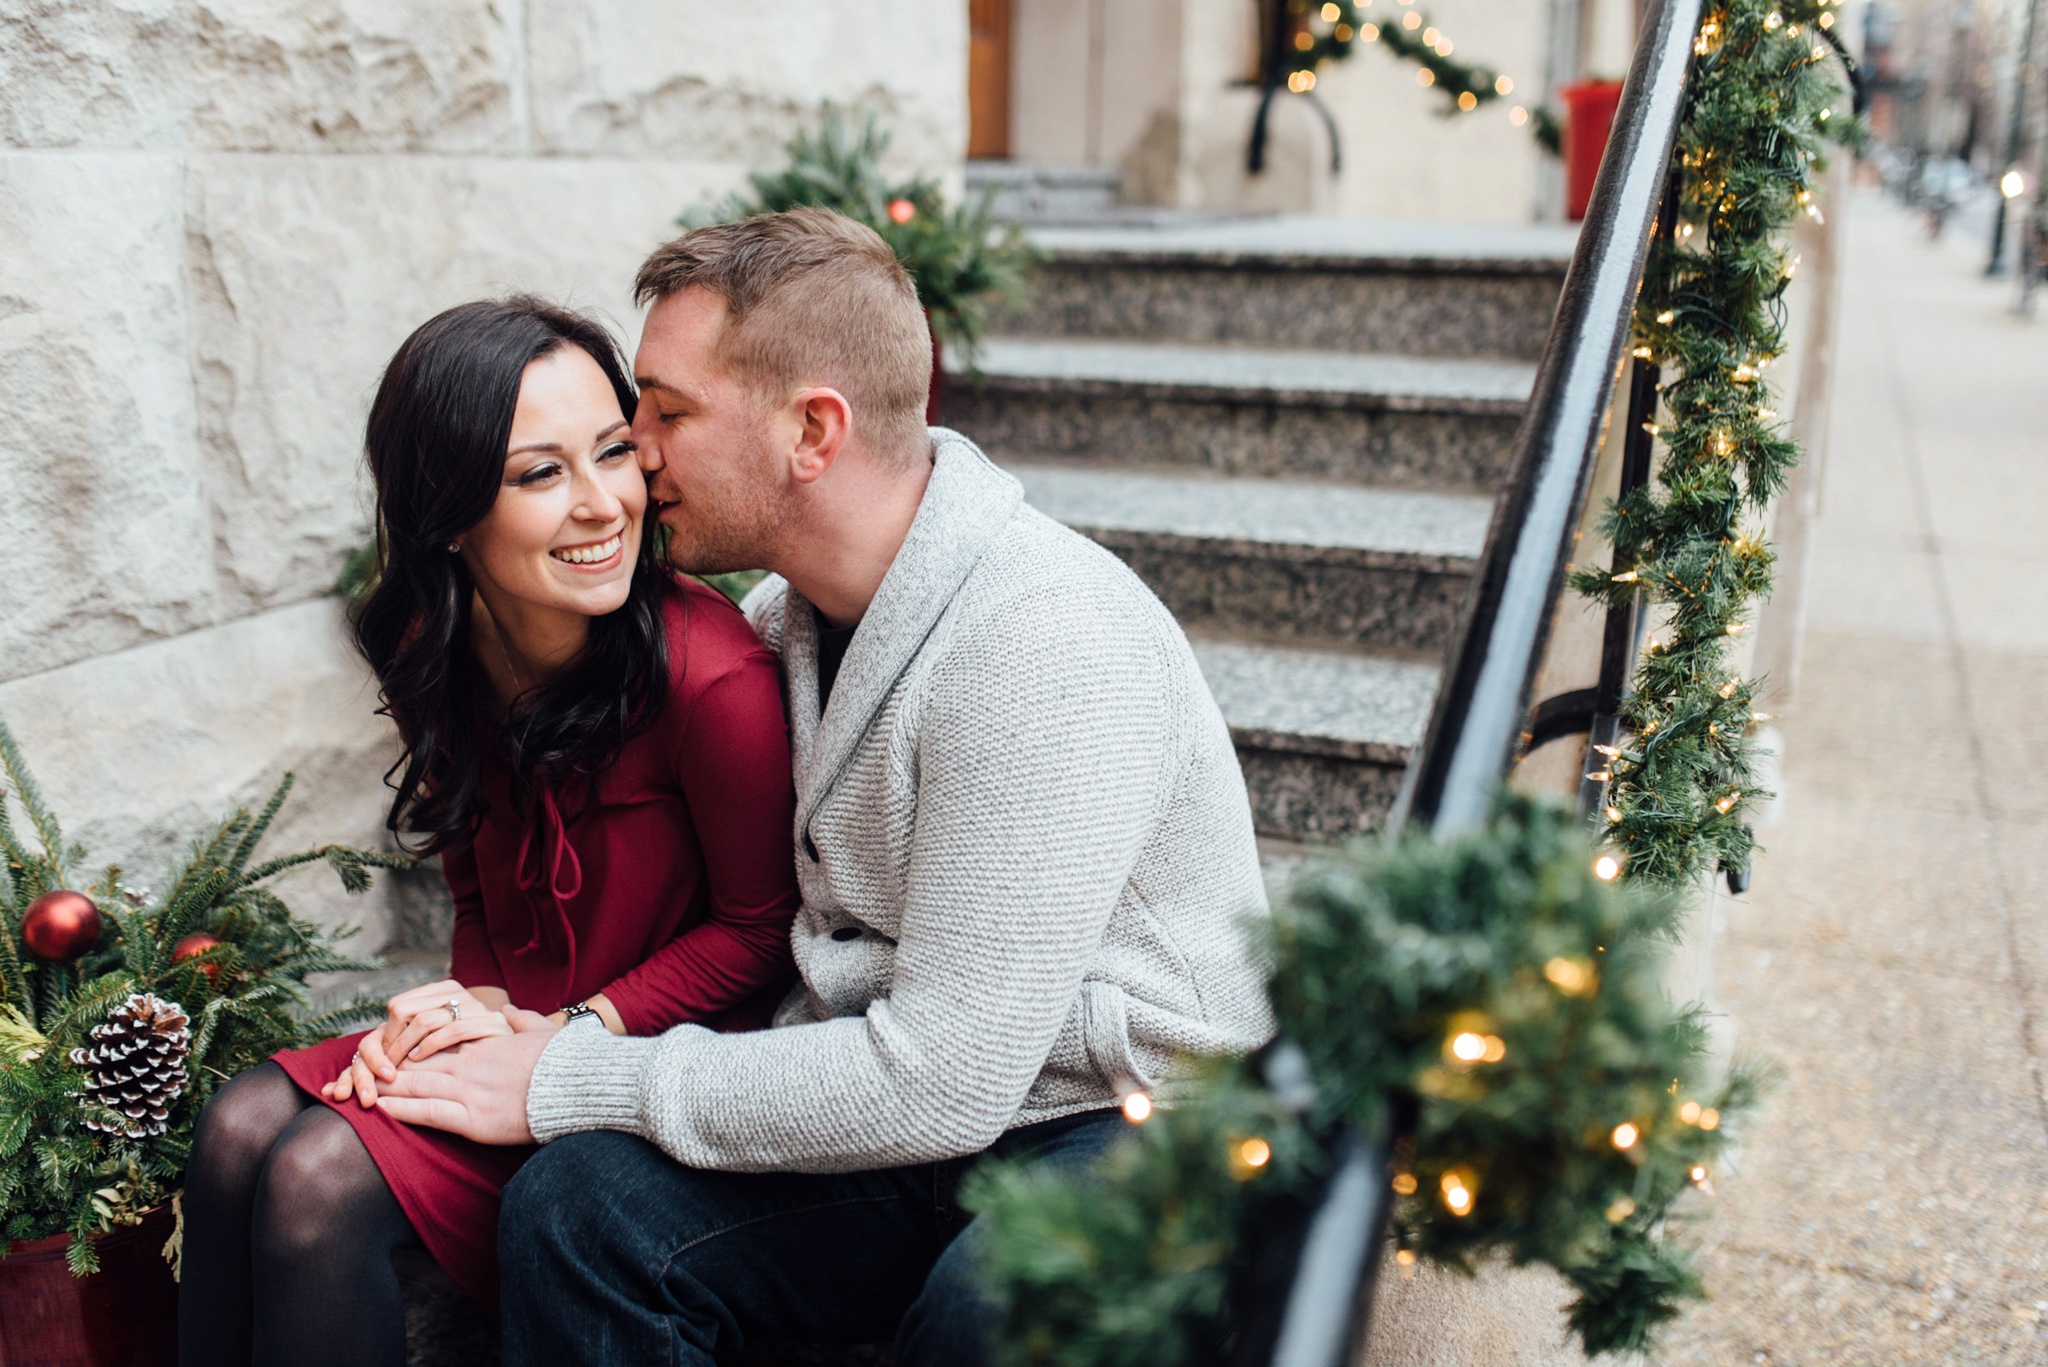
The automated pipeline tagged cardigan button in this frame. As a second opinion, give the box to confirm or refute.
[803,831,819,862]
[831,927,862,942]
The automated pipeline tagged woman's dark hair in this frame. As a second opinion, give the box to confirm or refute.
[353,296,673,856]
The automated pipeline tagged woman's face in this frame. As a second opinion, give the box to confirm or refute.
[459,345,646,623]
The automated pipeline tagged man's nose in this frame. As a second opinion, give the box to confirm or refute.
[630,411,665,470]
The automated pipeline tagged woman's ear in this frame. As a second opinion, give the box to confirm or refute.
[788,387,853,486]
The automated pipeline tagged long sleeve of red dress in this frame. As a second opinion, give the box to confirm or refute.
[598,652,801,1035]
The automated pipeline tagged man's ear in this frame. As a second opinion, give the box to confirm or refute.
[788,387,853,486]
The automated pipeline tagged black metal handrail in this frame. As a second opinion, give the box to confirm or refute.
[1238,0,1706,1360]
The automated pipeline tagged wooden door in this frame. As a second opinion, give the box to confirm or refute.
[968,0,1012,159]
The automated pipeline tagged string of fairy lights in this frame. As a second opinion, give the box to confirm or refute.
[1280,0,1527,123]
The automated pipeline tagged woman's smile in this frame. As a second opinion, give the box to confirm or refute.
[550,531,626,569]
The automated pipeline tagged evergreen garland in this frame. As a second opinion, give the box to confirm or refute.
[1281,1,1507,114]
[0,717,405,1272]
[970,794,1760,1362]
[1570,0,1857,888]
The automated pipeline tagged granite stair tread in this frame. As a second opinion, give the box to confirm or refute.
[1008,462,1493,567]
[1190,637,1440,763]
[957,336,1536,413]
[1025,214,1581,272]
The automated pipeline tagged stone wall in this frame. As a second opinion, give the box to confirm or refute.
[0,0,965,944]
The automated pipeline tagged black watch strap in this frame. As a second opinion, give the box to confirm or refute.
[562,1000,599,1027]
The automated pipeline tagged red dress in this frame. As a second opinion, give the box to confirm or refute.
[273,578,800,1305]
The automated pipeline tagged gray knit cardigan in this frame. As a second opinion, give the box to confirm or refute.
[525,430,1276,1172]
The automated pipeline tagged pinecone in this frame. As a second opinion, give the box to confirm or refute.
[68,992,191,1139]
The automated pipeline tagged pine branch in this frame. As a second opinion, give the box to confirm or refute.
[226,774,296,878]
[0,717,68,873]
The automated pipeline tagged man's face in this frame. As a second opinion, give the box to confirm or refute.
[632,288,795,575]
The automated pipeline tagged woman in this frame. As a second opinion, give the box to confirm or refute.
[178,298,801,1367]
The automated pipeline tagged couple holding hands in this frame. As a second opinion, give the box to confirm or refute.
[178,207,1275,1367]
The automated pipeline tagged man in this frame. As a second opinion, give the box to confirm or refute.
[375,207,1274,1365]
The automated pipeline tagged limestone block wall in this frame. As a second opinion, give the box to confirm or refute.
[0,1,966,945]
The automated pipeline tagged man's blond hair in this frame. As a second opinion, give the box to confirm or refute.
[635,208,931,459]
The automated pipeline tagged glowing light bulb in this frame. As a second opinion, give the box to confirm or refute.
[1496,75,1513,95]
[1391,1172,1419,1195]
[1699,1108,1721,1130]
[1764,11,1782,29]
[1509,104,1527,125]
[1416,67,1434,85]
[1732,363,1758,383]
[1680,1100,1702,1124]
[1450,1031,1488,1062]
[1819,9,1834,26]
[1122,1091,1153,1123]
[1593,854,1622,882]
[1691,1164,1709,1182]
[2003,170,2027,199]
[1611,1122,1640,1149]
[1605,805,1622,823]
[1725,621,1746,635]
[1403,8,1420,27]
[1545,957,1596,994]
[1716,791,1740,814]
[1422,25,1439,43]
[1719,679,1738,698]
[1457,90,1477,111]
[1336,23,1353,39]
[1361,21,1380,39]
[1322,1,1342,18]
[1585,769,1613,784]
[1606,1196,1637,1222]
[1633,346,1654,359]
[1612,569,1639,582]
[1437,38,1454,55]
[1294,29,1316,50]
[1395,1248,1418,1265]
[1656,309,1675,324]
[1481,1035,1507,1063]
[1238,1137,1272,1168]
[1441,1171,1475,1215]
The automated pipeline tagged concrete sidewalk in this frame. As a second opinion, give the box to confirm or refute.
[1662,189,2048,1363]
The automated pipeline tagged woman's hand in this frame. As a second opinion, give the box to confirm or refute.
[323,981,513,1107]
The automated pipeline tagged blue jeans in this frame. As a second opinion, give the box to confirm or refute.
[498,1109,1123,1366]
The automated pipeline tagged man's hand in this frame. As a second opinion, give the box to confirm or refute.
[374,1007,561,1145]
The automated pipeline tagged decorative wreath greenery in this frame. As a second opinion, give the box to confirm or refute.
[0,718,402,1272]
[692,108,1038,366]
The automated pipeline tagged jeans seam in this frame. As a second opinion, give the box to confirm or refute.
[654,1188,921,1280]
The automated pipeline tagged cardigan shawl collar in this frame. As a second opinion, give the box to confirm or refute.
[777,429,1024,839]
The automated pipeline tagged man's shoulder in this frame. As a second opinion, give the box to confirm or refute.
[968,503,1177,633]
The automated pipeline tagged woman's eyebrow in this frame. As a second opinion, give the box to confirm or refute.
[508,420,629,457]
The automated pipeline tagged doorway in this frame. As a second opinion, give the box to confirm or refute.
[969,0,1012,158]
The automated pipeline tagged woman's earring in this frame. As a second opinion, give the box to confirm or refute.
[447,541,461,553]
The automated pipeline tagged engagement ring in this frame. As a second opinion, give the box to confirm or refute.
[446,997,463,1021]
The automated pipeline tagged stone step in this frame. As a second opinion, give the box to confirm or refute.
[947,338,1531,494]
[999,215,1576,360]
[1192,637,1438,843]
[1010,462,1490,653]
[965,159,1122,222]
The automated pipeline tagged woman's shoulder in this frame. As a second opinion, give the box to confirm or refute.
[658,574,781,699]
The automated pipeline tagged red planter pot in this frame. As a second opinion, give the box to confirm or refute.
[0,1205,177,1367]
[1561,80,1626,221]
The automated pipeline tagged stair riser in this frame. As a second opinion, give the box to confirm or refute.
[998,263,1564,360]
[1090,533,1472,653]
[947,386,1519,493]
[1236,744,1405,842]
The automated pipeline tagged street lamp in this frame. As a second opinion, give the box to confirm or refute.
[1988,0,2044,274]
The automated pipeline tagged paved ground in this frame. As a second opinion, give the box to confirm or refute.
[1661,188,2048,1363]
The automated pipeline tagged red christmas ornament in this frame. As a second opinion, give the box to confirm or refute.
[886,197,917,225]
[172,932,225,980]
[21,890,102,962]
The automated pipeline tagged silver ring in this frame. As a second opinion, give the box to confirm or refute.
[446,996,462,1022]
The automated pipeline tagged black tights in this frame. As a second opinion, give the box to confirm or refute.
[179,1063,420,1367]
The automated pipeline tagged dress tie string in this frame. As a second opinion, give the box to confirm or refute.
[512,785,582,1001]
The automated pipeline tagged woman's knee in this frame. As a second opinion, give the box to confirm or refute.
[189,1064,304,1188]
[251,1109,392,1263]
